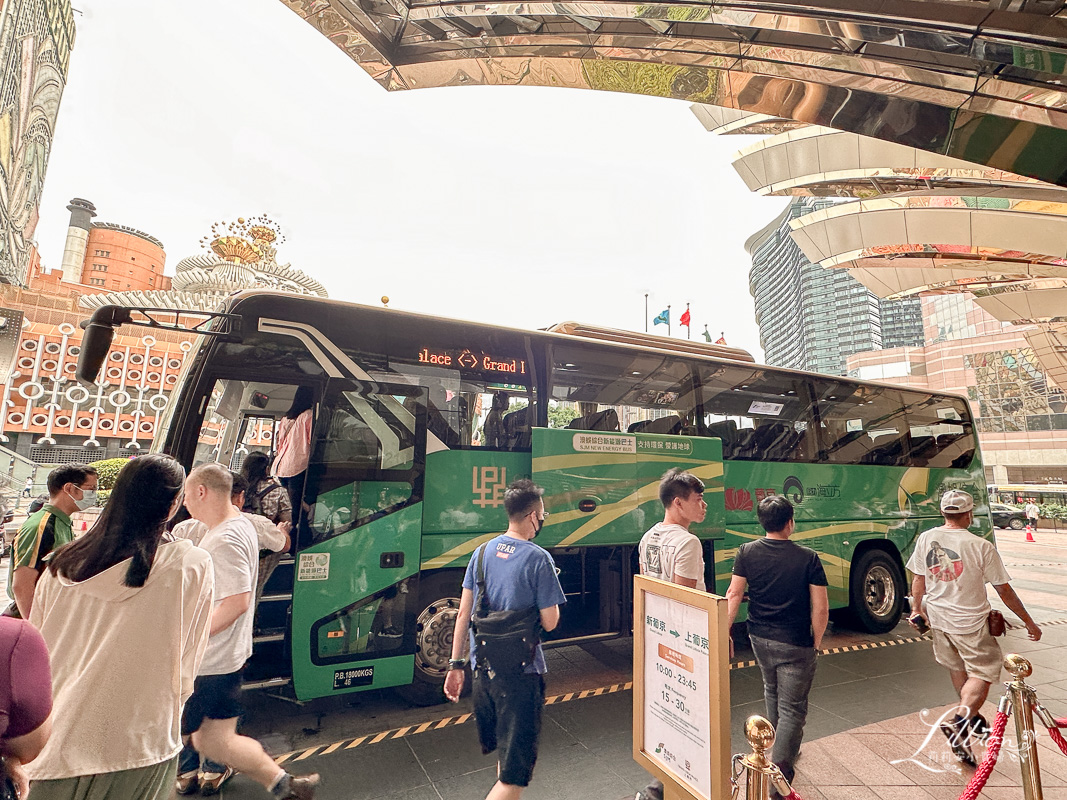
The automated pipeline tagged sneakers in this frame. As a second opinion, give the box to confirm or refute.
[278,773,320,799]
[940,715,978,767]
[175,771,200,795]
[200,766,235,796]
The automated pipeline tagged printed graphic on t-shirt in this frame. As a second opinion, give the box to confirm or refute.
[645,543,662,573]
[925,541,963,582]
[496,541,516,559]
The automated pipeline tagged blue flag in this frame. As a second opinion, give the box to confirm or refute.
[653,309,669,326]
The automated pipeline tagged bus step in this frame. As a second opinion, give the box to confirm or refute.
[260,592,293,603]
[253,630,286,644]
[241,676,292,691]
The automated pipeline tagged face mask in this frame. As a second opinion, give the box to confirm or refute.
[69,487,97,511]
[532,514,544,537]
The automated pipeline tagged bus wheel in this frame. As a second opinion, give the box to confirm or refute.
[848,550,905,634]
[396,571,468,706]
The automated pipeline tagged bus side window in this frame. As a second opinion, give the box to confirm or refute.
[549,343,697,436]
[815,382,911,467]
[904,395,974,468]
[697,364,816,462]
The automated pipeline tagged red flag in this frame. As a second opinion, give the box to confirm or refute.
[679,309,691,327]
[715,332,727,345]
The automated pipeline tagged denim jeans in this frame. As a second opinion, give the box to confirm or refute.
[749,635,817,783]
[178,741,226,777]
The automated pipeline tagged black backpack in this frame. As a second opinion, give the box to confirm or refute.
[470,543,542,675]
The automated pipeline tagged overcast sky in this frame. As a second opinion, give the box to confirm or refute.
[35,0,787,358]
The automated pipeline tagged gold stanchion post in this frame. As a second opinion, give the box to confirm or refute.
[1005,654,1043,800]
[735,716,792,800]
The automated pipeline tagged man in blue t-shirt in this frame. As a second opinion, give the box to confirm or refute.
[444,479,566,800]
[725,495,829,794]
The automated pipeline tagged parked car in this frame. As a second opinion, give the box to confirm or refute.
[991,502,1027,530]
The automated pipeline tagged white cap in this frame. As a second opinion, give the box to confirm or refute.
[940,490,974,514]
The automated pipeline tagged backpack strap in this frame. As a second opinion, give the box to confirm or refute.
[254,480,279,502]
[246,479,279,514]
[475,543,491,617]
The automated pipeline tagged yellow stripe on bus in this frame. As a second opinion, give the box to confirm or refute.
[557,463,724,547]
[421,461,727,569]
[420,532,500,571]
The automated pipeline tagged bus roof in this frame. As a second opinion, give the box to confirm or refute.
[547,321,756,363]
[222,290,972,406]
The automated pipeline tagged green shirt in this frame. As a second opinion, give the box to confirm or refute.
[7,504,73,602]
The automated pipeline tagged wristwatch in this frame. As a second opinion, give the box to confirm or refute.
[448,658,468,671]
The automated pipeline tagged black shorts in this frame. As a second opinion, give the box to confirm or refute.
[472,669,545,787]
[181,672,243,736]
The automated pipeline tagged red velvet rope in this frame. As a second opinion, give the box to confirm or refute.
[783,791,803,800]
[957,710,1010,800]
[1047,723,1067,757]
[1054,718,1067,729]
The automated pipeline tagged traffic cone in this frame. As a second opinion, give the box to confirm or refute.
[1025,523,1036,543]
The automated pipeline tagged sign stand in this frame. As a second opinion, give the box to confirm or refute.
[633,575,731,800]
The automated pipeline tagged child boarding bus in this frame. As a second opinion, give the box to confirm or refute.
[76,292,989,704]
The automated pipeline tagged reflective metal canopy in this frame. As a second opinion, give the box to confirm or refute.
[282,0,1067,185]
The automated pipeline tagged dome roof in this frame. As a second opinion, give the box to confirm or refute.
[79,249,329,311]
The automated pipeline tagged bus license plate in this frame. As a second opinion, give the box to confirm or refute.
[333,666,374,690]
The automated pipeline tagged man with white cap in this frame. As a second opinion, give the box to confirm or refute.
[907,489,1041,766]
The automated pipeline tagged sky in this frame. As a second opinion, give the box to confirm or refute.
[34,0,788,359]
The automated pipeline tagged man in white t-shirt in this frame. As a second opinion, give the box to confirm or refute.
[1025,500,1040,527]
[638,468,707,590]
[907,489,1041,766]
[634,468,707,800]
[178,463,319,800]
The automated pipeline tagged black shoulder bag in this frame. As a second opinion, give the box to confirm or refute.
[470,544,542,675]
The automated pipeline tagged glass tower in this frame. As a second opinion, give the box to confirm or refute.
[747,198,924,375]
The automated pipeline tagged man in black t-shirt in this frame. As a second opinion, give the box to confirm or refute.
[725,495,829,790]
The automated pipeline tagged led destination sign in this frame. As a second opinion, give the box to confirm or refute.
[417,347,527,375]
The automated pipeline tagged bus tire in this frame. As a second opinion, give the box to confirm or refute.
[848,549,905,634]
[396,570,468,706]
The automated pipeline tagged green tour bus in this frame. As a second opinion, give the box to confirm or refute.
[76,292,989,704]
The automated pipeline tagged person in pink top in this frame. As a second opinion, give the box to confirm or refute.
[272,386,314,527]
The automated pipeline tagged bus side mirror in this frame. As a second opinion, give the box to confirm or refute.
[76,306,133,384]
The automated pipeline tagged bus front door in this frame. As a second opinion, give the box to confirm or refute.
[289,380,426,700]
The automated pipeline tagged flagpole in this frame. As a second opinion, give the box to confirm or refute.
[645,293,648,333]
[686,302,691,340]
[667,305,671,337]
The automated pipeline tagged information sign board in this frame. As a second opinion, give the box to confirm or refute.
[633,575,730,800]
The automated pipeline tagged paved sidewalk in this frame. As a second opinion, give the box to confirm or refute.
[198,621,1067,799]
[760,622,1067,800]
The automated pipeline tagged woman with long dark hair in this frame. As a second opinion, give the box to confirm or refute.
[27,454,214,800]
